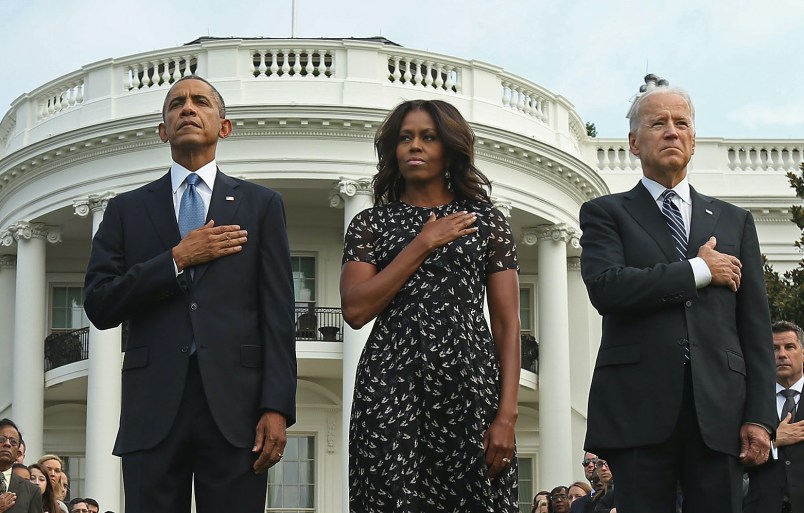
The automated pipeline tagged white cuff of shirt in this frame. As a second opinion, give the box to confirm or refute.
[689,257,712,289]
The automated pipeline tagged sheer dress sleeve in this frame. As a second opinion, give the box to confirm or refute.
[485,207,520,274]
[342,208,377,266]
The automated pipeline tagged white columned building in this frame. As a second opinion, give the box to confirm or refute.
[0,256,17,408]
[332,177,374,511]
[74,194,123,511]
[8,222,61,459]
[530,224,577,488]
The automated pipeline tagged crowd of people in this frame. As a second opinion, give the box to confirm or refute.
[531,452,615,513]
[0,418,110,513]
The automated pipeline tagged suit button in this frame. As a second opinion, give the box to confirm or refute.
[787,460,792,466]
[181,345,189,353]
[685,300,692,307]
[190,302,198,310]
[678,338,688,346]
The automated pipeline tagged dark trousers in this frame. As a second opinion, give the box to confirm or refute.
[606,364,743,513]
[121,357,267,513]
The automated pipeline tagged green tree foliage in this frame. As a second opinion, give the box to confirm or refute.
[585,122,597,138]
[765,162,804,326]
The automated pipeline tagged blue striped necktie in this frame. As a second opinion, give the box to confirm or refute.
[662,190,691,361]
[661,190,687,262]
[178,173,205,238]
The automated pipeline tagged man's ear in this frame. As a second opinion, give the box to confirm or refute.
[628,131,639,157]
[158,123,169,143]
[218,119,233,139]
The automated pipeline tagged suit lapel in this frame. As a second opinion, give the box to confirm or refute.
[144,171,181,250]
[688,186,719,258]
[192,169,243,284]
[622,182,677,262]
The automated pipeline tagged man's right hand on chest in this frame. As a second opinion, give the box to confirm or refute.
[172,220,248,271]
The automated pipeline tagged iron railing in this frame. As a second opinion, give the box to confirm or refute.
[521,334,538,374]
[44,327,89,371]
[295,306,344,342]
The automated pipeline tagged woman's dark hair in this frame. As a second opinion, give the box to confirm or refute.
[28,463,59,513]
[372,99,492,205]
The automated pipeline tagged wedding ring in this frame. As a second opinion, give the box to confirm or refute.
[502,457,511,464]
[277,453,283,458]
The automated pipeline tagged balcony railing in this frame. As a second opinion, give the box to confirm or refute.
[521,333,538,374]
[44,327,89,371]
[295,305,344,342]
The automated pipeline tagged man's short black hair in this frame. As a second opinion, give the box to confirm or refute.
[85,498,99,508]
[161,75,226,120]
[68,498,87,509]
[0,418,20,437]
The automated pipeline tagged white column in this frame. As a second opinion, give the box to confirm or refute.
[524,224,576,489]
[5,222,61,459]
[74,194,122,512]
[0,256,17,413]
[566,256,593,482]
[331,178,374,512]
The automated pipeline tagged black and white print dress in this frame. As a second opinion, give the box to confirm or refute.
[344,199,520,513]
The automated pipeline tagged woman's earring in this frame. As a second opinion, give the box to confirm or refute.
[445,168,453,191]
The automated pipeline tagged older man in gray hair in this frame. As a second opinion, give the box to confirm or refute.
[579,76,776,513]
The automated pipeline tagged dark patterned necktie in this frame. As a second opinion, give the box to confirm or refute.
[0,471,6,493]
[661,190,687,261]
[781,388,798,420]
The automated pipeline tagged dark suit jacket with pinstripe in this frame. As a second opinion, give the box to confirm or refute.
[84,170,297,454]
[579,181,776,456]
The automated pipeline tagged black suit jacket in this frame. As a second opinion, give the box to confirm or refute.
[745,401,804,513]
[6,473,43,513]
[84,170,296,454]
[579,182,776,456]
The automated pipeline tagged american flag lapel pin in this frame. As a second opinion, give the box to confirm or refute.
[226,196,235,201]
[705,209,713,215]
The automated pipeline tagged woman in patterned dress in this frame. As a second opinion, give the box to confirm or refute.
[341,99,521,512]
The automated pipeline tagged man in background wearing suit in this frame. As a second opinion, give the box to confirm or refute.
[84,75,296,513]
[0,418,43,513]
[579,84,776,513]
[745,320,804,513]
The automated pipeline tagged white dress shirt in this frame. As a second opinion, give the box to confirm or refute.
[641,176,712,288]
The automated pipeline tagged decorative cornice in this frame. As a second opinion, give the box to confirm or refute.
[0,255,16,268]
[1,222,61,246]
[330,177,373,209]
[491,198,512,217]
[521,223,580,247]
[73,192,117,217]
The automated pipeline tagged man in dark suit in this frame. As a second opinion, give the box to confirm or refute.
[579,85,776,513]
[84,75,296,513]
[745,320,804,513]
[0,418,43,513]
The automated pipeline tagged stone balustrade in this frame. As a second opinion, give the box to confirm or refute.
[0,38,585,159]
[591,138,804,175]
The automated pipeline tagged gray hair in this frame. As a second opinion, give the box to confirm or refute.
[772,320,804,348]
[628,86,695,134]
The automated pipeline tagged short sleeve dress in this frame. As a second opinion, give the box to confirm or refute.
[343,198,520,513]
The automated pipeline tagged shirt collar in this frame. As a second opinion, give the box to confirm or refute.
[777,375,804,394]
[170,160,217,194]
[641,176,691,206]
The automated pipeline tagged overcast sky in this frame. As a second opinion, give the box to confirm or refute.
[2,0,802,138]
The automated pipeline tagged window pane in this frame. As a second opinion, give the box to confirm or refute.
[53,288,67,308]
[267,485,282,508]
[300,484,314,508]
[520,288,531,331]
[284,462,299,485]
[52,309,67,329]
[299,462,313,484]
[284,436,299,460]
[298,436,314,459]
[282,486,299,508]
